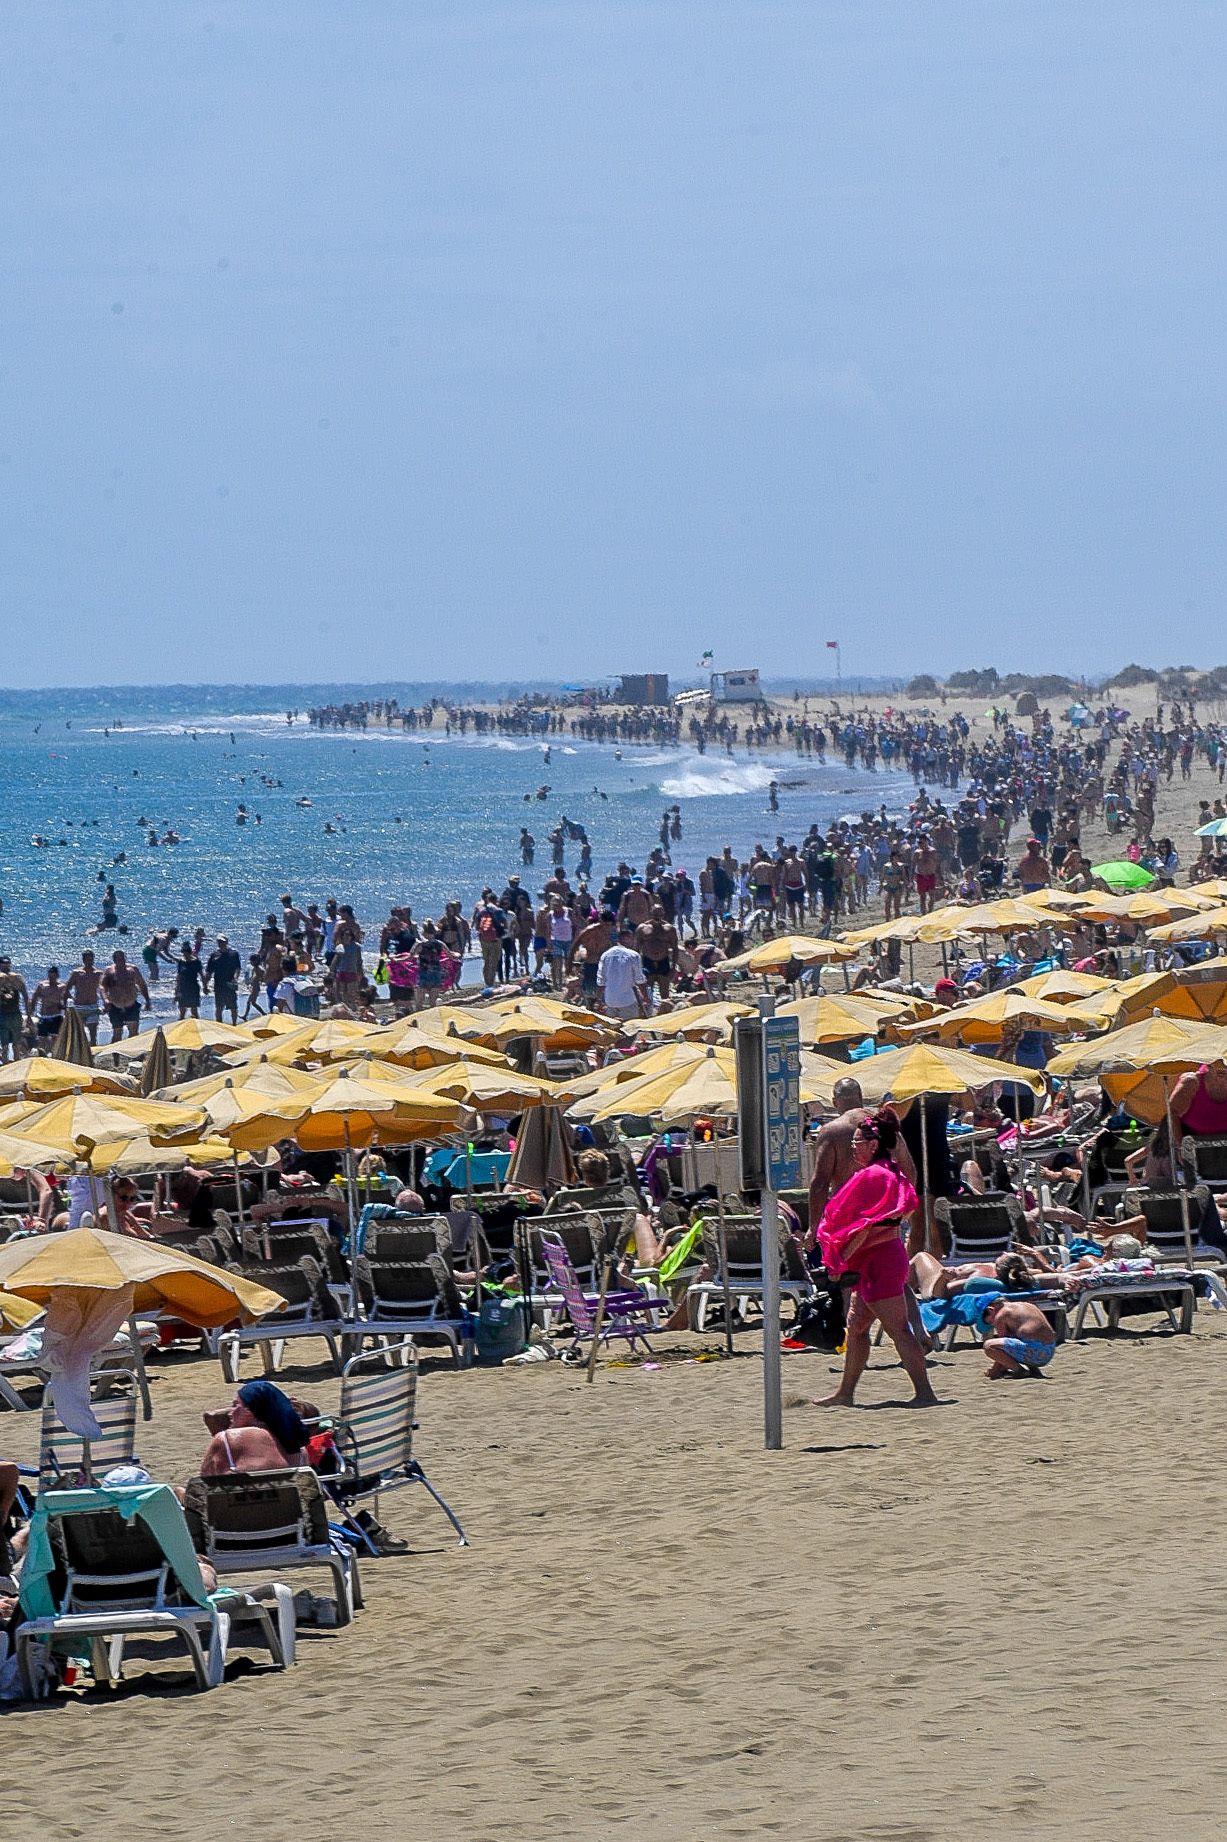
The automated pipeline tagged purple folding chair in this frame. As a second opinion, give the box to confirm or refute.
[539,1232,668,1359]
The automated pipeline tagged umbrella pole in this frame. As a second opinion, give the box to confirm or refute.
[344,1120,359,1294]
[908,943,915,985]
[1163,1075,1195,1266]
[716,1184,733,1358]
[232,1155,245,1225]
[920,1111,934,1255]
[515,1219,535,1344]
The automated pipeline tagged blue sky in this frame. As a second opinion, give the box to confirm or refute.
[2,2,1223,686]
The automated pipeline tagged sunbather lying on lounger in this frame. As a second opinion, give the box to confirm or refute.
[198,1380,307,1476]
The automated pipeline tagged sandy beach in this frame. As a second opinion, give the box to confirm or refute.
[5,1306,1226,1841]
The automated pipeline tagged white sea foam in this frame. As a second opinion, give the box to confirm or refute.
[658,761,778,799]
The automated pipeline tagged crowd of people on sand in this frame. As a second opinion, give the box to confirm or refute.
[7,691,1227,1695]
[5,691,1227,1061]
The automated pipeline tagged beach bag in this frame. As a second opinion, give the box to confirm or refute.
[475,1294,528,1365]
[786,1282,846,1351]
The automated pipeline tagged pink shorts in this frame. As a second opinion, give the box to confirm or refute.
[851,1235,909,1305]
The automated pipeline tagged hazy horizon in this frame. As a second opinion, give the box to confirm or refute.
[5,3,1224,686]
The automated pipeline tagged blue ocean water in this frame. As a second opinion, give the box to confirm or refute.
[0,684,910,1009]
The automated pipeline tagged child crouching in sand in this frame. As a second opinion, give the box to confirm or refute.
[982,1295,1056,1380]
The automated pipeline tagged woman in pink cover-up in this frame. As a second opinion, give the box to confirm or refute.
[815,1108,938,1409]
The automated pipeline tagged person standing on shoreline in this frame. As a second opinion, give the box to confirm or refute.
[64,949,104,1044]
[0,958,29,1063]
[100,949,150,1043]
[204,934,242,1025]
[29,965,67,1048]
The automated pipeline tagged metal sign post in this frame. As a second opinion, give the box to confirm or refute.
[760,999,802,1451]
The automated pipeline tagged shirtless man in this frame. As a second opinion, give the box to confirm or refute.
[0,959,28,1064]
[571,911,615,1005]
[616,878,653,932]
[64,949,104,1044]
[809,1076,915,1213]
[981,1294,1056,1379]
[28,965,67,1049]
[100,949,150,1042]
[913,835,941,915]
[635,905,679,1000]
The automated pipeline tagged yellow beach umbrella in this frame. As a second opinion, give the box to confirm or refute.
[1047,1013,1223,1081]
[899,992,1103,1046]
[1049,1015,1227,1126]
[0,1057,136,1100]
[79,1133,248,1176]
[916,898,1055,943]
[289,1066,474,1152]
[165,1082,322,1156]
[166,1060,324,1105]
[9,1092,208,1155]
[775,992,894,1045]
[362,1017,509,1069]
[1011,969,1115,1004]
[840,913,932,947]
[159,1017,251,1052]
[476,1000,615,1050]
[850,1042,1047,1105]
[399,1060,570,1115]
[622,999,754,1043]
[0,1225,283,1329]
[1076,891,1200,926]
[718,933,859,974]
[563,1039,727,1100]
[572,1046,740,1124]
[237,1013,315,1038]
[1147,906,1227,944]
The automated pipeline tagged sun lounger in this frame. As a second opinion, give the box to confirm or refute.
[183,1467,359,1626]
[15,1484,293,1695]
[686,1218,814,1332]
[349,1251,473,1366]
[539,1231,671,1359]
[38,1389,139,1486]
[934,1196,1026,1264]
[324,1338,467,1550]
[216,1255,345,1380]
[1066,1267,1197,1338]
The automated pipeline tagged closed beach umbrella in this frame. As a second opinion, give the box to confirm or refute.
[140,1027,173,1097]
[505,1104,578,1191]
[51,1006,94,1069]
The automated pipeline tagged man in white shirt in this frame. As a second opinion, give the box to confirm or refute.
[596,927,648,1020]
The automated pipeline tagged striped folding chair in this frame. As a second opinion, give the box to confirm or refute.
[39,1391,139,1487]
[329,1339,467,1549]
